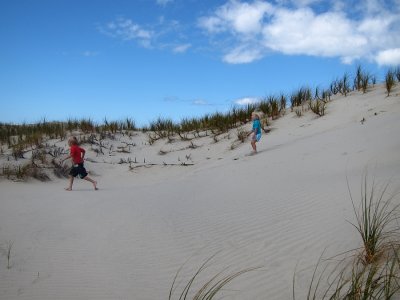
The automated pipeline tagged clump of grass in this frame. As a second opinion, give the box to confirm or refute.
[236,128,248,143]
[385,69,396,96]
[169,254,260,300]
[291,87,312,108]
[348,175,400,264]
[361,73,370,94]
[309,100,326,117]
[297,247,400,300]
[295,109,302,117]
[293,175,400,299]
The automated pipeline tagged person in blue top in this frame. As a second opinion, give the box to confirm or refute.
[250,112,262,154]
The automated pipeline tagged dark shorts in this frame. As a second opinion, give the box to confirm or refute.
[69,163,88,179]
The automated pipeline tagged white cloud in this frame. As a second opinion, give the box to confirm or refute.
[198,0,400,65]
[102,18,154,47]
[199,0,274,35]
[234,97,259,105]
[173,44,191,53]
[262,8,368,61]
[101,17,189,53]
[375,48,400,66]
[223,45,264,64]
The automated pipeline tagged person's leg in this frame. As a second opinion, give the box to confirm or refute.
[65,176,74,191]
[83,176,98,190]
[251,139,257,152]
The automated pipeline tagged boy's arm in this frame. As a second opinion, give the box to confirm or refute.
[80,147,86,161]
[61,154,71,163]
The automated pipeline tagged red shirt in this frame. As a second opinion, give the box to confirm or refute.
[70,145,85,164]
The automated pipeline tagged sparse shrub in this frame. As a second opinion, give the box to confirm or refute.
[361,73,370,94]
[385,69,396,96]
[268,95,280,120]
[52,160,69,178]
[295,109,302,117]
[291,87,312,108]
[309,100,326,117]
[30,164,50,181]
[237,128,248,143]
[12,144,25,160]
[354,65,363,91]
[341,73,351,96]
[258,100,272,118]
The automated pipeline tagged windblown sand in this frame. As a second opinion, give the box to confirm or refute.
[1,84,399,299]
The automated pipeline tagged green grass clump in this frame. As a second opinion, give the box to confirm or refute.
[169,254,260,300]
[348,176,400,264]
[294,175,400,299]
[291,87,312,108]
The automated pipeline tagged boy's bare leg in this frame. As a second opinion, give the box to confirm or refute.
[65,176,74,191]
[84,176,98,190]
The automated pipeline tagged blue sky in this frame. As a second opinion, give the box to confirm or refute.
[1,0,399,126]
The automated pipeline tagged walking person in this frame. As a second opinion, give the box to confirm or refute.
[250,112,262,154]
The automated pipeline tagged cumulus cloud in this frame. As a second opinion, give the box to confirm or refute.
[198,0,400,65]
[198,0,274,35]
[376,48,400,65]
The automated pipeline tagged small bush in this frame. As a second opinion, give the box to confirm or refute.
[385,69,396,96]
[309,100,326,117]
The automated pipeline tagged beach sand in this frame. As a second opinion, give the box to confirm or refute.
[1,84,399,299]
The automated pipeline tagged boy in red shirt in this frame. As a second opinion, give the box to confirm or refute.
[62,136,98,191]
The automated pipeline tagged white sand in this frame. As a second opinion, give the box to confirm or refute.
[1,84,400,299]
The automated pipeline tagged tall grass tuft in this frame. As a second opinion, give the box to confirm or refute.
[354,65,363,92]
[309,100,326,117]
[291,87,312,108]
[385,69,396,96]
[293,175,400,299]
[348,175,400,264]
[169,254,260,300]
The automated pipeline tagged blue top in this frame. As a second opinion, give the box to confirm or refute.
[252,119,261,135]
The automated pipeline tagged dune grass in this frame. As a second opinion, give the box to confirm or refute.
[292,175,400,299]
[348,175,400,264]
[0,65,395,182]
[169,254,260,300]
[385,69,396,96]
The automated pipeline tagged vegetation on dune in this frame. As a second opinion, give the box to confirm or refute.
[293,174,400,299]
[0,65,399,181]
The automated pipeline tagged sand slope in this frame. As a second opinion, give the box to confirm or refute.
[1,84,400,299]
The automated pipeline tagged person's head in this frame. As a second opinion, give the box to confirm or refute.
[68,136,79,146]
[252,111,260,120]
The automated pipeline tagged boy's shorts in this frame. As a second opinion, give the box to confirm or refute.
[69,163,88,179]
[252,133,261,142]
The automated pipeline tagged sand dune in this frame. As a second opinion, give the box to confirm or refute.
[0,84,399,299]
